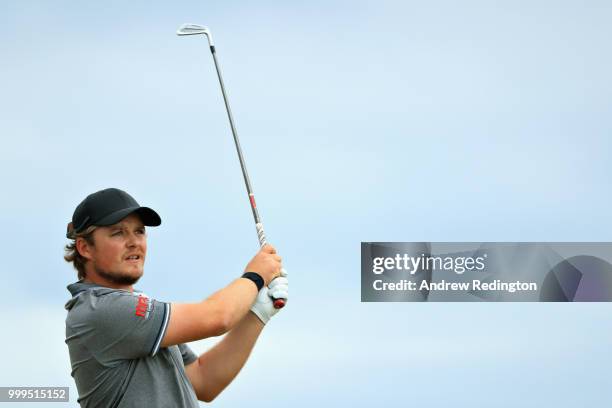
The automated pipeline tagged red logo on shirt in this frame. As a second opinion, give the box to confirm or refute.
[135,295,149,318]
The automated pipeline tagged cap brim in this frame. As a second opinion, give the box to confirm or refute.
[95,206,162,228]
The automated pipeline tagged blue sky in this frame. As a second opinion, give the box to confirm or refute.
[1,1,611,406]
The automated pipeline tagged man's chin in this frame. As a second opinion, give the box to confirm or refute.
[95,268,143,286]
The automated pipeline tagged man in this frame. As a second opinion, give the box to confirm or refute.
[64,188,288,407]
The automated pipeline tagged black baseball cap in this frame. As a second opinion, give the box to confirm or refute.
[66,188,161,238]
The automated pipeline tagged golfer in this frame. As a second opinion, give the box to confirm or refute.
[64,188,288,407]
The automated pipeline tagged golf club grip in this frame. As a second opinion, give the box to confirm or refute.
[271,267,289,309]
[255,222,267,247]
[256,223,287,309]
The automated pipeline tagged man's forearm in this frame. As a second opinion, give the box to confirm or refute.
[206,277,260,330]
[187,312,264,401]
[162,278,258,347]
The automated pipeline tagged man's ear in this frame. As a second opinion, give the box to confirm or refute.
[76,237,93,261]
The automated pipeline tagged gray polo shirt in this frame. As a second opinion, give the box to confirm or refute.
[65,281,200,407]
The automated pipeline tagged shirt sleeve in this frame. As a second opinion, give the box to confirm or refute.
[79,291,170,364]
[178,343,198,366]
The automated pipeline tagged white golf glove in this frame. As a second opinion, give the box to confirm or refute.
[250,270,288,324]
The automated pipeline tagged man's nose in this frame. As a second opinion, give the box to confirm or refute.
[126,232,141,247]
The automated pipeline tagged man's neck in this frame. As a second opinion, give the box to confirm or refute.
[83,274,134,292]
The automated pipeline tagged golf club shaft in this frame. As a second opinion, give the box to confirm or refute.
[210,47,265,242]
[208,45,286,309]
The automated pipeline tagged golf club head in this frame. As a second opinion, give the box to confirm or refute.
[176,23,214,46]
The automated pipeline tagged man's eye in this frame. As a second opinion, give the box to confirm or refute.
[136,229,146,235]
[112,231,123,236]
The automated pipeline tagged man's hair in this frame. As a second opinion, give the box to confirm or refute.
[64,225,97,280]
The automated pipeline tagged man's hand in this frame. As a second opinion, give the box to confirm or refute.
[244,244,282,286]
[250,272,289,324]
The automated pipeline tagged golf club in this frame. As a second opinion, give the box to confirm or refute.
[177,23,286,309]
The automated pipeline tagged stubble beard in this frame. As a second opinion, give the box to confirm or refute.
[94,264,142,286]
